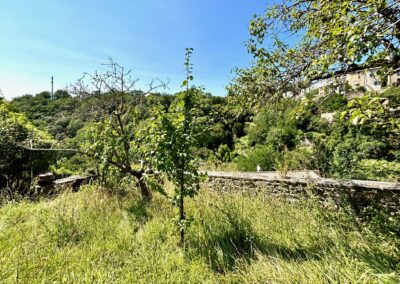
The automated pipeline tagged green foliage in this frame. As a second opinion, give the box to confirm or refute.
[233,85,400,180]
[0,100,55,200]
[281,146,313,172]
[67,58,173,199]
[318,93,348,112]
[216,144,232,162]
[355,159,400,182]
[237,0,400,107]
[77,116,141,175]
[11,91,83,140]
[341,90,400,145]
[319,89,400,179]
[49,155,94,177]
[10,86,242,177]
[245,99,298,146]
[236,144,281,172]
[283,87,400,180]
[330,134,371,178]
[236,144,313,173]
[235,99,310,172]
[146,49,205,244]
[312,125,389,179]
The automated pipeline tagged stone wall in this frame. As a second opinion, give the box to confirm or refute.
[203,172,400,216]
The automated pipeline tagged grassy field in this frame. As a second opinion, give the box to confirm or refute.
[0,185,399,283]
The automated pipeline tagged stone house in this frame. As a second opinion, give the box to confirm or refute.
[302,68,400,97]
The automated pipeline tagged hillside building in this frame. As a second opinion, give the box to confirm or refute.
[303,68,400,97]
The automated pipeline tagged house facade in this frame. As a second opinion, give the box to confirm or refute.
[303,68,400,97]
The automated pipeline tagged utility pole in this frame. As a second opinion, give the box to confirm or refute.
[51,76,54,100]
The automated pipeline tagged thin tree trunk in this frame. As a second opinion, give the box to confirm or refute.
[179,165,185,245]
[179,184,185,245]
[137,174,152,201]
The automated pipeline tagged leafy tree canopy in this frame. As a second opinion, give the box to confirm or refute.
[229,0,400,107]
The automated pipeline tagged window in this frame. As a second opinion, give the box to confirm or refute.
[373,81,381,86]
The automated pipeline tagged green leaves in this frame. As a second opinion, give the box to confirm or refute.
[342,91,399,134]
[144,49,207,244]
[0,100,56,197]
[236,0,400,106]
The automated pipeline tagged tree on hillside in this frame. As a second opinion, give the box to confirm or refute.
[71,58,168,200]
[54,89,71,99]
[229,0,400,107]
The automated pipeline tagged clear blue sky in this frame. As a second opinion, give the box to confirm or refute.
[0,0,276,99]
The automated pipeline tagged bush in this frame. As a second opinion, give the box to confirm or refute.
[319,93,348,112]
[0,100,55,200]
[355,159,400,182]
[285,146,313,170]
[216,144,232,162]
[236,145,282,171]
[49,155,95,178]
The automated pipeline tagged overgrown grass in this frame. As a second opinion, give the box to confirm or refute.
[0,185,399,283]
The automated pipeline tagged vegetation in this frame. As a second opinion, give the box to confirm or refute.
[1,1,400,282]
[3,83,400,184]
[0,100,55,201]
[229,0,400,106]
[221,1,399,178]
[146,48,205,244]
[67,58,171,200]
[0,186,398,283]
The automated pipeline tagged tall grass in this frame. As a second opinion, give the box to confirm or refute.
[0,185,398,283]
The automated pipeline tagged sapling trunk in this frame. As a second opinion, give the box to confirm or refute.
[178,48,191,246]
[150,48,200,246]
[179,179,185,245]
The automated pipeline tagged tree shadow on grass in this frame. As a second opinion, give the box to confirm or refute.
[189,211,400,275]
[187,210,324,273]
[190,229,326,273]
[357,247,400,273]
[126,199,152,232]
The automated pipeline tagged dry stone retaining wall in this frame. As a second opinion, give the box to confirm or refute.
[203,171,400,215]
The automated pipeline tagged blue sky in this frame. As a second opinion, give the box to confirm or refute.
[0,0,276,99]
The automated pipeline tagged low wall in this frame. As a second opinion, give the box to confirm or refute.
[203,171,400,216]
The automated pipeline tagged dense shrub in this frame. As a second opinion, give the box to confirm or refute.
[0,100,55,200]
[318,93,348,112]
[236,144,281,171]
[355,159,400,182]
[235,99,306,172]
[216,144,232,162]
